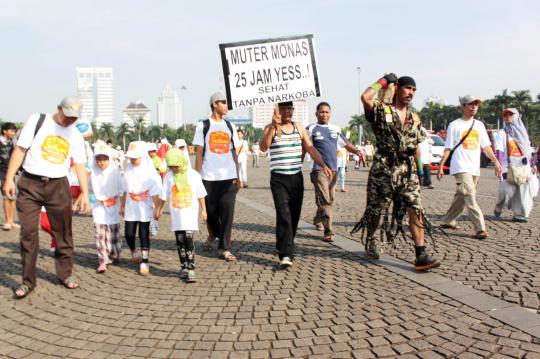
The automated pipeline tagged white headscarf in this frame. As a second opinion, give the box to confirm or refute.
[90,144,122,200]
[124,141,162,194]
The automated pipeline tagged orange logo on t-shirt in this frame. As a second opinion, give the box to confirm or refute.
[129,191,148,202]
[461,129,479,150]
[208,131,230,154]
[171,184,192,209]
[41,136,70,164]
[102,197,117,207]
[507,139,522,157]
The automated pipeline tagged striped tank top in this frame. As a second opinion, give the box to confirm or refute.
[269,123,303,174]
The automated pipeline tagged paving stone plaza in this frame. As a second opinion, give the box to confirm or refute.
[1,161,539,358]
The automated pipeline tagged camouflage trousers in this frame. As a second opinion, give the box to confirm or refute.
[353,156,423,243]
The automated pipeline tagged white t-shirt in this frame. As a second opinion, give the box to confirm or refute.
[418,139,431,165]
[336,147,347,168]
[18,114,86,178]
[89,170,123,225]
[237,139,249,163]
[122,175,161,222]
[160,169,207,231]
[364,144,374,156]
[445,118,491,176]
[193,118,239,181]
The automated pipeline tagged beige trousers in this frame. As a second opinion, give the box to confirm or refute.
[443,172,486,232]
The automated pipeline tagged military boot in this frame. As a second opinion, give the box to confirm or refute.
[365,238,381,260]
[414,252,440,271]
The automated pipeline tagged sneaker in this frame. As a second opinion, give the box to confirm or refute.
[280,257,293,268]
[511,217,528,223]
[414,253,441,271]
[139,262,150,276]
[493,206,502,218]
[187,270,197,283]
[365,239,381,260]
[179,268,188,279]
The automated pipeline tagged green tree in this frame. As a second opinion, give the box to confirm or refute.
[133,117,146,141]
[115,122,132,150]
[348,114,373,145]
[99,123,115,141]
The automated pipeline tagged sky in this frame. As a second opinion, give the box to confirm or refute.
[1,0,539,128]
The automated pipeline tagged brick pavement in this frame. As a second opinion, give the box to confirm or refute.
[245,160,540,313]
[0,163,539,357]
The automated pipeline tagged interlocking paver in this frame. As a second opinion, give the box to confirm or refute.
[0,163,539,357]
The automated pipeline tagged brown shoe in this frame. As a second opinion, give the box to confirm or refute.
[475,231,488,240]
[440,223,461,230]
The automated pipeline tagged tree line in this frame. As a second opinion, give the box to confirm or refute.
[346,89,540,145]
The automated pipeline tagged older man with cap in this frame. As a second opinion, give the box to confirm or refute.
[437,95,502,239]
[3,96,90,298]
[352,74,440,271]
[193,91,240,261]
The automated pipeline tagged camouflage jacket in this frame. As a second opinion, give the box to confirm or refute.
[366,99,425,158]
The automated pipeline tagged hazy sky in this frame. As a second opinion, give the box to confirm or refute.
[1,0,539,127]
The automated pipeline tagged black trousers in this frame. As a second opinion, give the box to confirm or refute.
[175,230,195,269]
[270,171,304,260]
[125,221,150,252]
[422,164,432,186]
[203,179,237,250]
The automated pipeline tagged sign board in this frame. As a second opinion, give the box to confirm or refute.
[74,118,93,138]
[219,34,320,110]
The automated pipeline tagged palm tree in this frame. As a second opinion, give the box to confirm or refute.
[148,124,161,142]
[116,122,131,150]
[133,117,146,141]
[99,123,115,141]
[348,114,371,144]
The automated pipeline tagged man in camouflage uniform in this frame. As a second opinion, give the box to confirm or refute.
[352,74,440,271]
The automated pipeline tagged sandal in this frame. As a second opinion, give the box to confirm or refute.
[13,284,33,299]
[493,206,502,218]
[323,235,334,242]
[131,251,141,263]
[61,276,79,289]
[96,263,107,273]
[218,251,236,262]
[475,231,488,240]
[202,237,215,251]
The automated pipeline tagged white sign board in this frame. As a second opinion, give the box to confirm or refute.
[219,34,320,110]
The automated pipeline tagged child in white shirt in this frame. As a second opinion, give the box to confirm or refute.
[156,148,207,282]
[120,141,162,276]
[89,144,123,273]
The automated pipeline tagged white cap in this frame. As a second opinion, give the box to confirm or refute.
[175,139,187,148]
[125,141,147,159]
[147,142,158,152]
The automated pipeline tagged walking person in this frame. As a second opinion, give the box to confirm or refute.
[236,129,249,188]
[1,122,18,230]
[419,128,434,189]
[364,141,374,167]
[3,96,90,298]
[352,74,440,270]
[437,95,502,239]
[120,141,162,276]
[260,102,332,268]
[306,102,361,242]
[89,143,123,273]
[493,108,538,222]
[155,148,207,282]
[251,142,260,168]
[193,91,240,262]
[337,145,348,192]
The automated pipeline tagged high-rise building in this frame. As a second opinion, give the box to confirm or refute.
[76,67,114,127]
[157,85,182,128]
[123,101,151,127]
[250,101,309,129]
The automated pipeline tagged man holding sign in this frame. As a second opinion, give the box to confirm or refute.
[260,101,332,268]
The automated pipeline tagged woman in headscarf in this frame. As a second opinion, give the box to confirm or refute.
[493,108,538,222]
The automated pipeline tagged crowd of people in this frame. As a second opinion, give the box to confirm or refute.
[1,74,539,299]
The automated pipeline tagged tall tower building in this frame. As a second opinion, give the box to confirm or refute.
[76,67,114,127]
[157,85,182,128]
[250,101,309,129]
